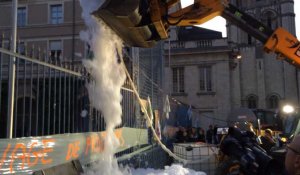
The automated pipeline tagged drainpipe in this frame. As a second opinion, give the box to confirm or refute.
[7,0,18,138]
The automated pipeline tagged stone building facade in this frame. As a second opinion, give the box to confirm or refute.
[228,0,298,109]
[163,0,299,129]
[0,0,86,64]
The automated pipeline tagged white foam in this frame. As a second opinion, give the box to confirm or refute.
[79,0,126,174]
[79,1,207,175]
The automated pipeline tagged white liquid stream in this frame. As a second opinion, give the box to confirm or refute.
[79,1,206,175]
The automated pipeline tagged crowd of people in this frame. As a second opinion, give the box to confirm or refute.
[174,125,220,144]
[163,122,300,174]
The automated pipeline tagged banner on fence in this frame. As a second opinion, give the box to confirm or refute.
[0,127,147,174]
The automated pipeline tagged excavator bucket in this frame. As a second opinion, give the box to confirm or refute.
[92,0,159,48]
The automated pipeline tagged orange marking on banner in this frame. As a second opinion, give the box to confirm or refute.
[84,130,123,155]
[100,132,107,138]
[41,139,54,164]
[91,135,96,152]
[85,134,105,154]
[27,142,39,167]
[85,136,91,155]
[10,143,26,173]
[93,135,102,153]
[114,129,125,146]
[66,141,80,161]
[0,144,11,169]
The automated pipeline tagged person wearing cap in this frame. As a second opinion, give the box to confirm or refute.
[285,135,300,175]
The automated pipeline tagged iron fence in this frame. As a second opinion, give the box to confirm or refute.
[0,35,139,138]
[0,34,168,171]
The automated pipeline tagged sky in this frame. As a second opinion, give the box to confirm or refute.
[181,0,300,38]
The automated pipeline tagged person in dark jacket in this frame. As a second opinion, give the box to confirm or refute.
[213,124,219,144]
[206,125,213,144]
[197,128,206,142]
[188,127,198,142]
[176,126,188,143]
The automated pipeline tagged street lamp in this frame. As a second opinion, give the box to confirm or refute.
[236,54,242,59]
[232,49,242,60]
[282,104,295,114]
[229,48,242,70]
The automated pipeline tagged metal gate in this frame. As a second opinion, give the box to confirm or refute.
[0,36,138,139]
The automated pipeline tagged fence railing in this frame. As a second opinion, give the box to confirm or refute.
[0,40,140,139]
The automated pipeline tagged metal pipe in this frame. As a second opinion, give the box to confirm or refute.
[68,74,71,133]
[72,75,75,133]
[7,0,18,139]
[63,72,66,133]
[82,79,86,132]
[48,66,52,135]
[58,70,62,134]
[22,60,27,136]
[35,55,40,136]
[121,87,134,92]
[75,77,79,132]
[53,67,57,134]
[124,90,127,127]
[14,58,19,137]
[29,60,33,136]
[0,48,81,77]
[130,92,132,127]
[42,60,46,136]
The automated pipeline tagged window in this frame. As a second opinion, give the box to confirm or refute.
[172,67,184,93]
[267,95,279,109]
[49,40,62,62]
[50,4,63,24]
[247,95,258,109]
[262,10,278,29]
[17,7,26,27]
[199,66,212,92]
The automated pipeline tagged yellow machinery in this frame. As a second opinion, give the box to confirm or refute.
[92,1,299,173]
[92,0,300,67]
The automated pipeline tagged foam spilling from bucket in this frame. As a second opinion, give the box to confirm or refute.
[79,0,126,174]
[79,1,206,175]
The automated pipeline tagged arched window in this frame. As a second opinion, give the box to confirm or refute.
[262,10,278,29]
[247,95,258,109]
[267,94,280,109]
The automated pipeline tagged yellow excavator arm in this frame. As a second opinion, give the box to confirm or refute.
[264,28,300,67]
[92,0,300,67]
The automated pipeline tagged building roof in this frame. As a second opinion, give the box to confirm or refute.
[177,26,223,41]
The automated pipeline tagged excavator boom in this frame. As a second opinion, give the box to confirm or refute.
[92,0,157,48]
[93,0,300,67]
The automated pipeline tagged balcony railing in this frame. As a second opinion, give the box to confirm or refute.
[165,38,228,50]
